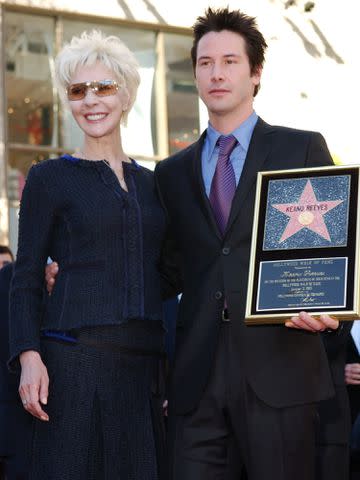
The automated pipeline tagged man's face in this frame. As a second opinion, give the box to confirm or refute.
[195,30,261,122]
[0,253,12,269]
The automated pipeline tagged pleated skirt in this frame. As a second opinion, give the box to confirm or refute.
[28,323,166,480]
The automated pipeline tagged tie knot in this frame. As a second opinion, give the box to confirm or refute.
[218,135,238,157]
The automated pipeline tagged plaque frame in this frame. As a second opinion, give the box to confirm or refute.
[245,165,360,324]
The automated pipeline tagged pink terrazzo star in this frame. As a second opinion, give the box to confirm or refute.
[272,180,343,243]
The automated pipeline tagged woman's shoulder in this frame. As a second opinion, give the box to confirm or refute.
[28,156,78,179]
[129,160,157,186]
[130,159,153,176]
[24,158,82,197]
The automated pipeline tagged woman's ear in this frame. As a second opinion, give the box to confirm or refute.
[122,88,130,111]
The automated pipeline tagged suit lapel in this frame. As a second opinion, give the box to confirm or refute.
[191,131,223,240]
[225,118,274,236]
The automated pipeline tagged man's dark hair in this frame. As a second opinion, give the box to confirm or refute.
[0,245,14,261]
[191,7,268,96]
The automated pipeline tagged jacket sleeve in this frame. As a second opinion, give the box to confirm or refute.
[306,131,352,374]
[305,131,334,168]
[154,163,183,300]
[8,165,55,370]
[159,227,183,300]
[322,321,352,359]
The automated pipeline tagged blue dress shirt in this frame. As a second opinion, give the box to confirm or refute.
[201,111,258,196]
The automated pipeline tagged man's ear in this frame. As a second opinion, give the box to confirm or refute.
[253,66,263,85]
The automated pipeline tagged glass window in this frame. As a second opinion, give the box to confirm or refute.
[4,12,57,148]
[61,20,157,158]
[164,33,199,154]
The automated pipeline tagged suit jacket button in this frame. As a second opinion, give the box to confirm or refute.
[222,247,230,255]
[215,291,223,300]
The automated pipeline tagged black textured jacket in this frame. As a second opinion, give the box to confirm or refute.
[9,156,167,364]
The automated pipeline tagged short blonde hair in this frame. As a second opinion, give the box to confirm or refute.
[55,30,140,125]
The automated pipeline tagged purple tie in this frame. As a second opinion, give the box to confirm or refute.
[209,135,238,234]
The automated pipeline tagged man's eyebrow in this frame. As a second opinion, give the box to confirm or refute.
[197,55,212,62]
[197,53,241,61]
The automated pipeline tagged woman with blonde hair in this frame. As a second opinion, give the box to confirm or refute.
[9,30,171,479]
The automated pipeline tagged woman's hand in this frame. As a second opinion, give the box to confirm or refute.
[19,350,49,421]
[45,261,58,294]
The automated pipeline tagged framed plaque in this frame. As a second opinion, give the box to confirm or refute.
[245,165,360,324]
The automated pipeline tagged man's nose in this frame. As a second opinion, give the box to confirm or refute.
[211,62,225,81]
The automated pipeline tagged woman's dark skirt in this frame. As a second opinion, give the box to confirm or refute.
[28,323,166,480]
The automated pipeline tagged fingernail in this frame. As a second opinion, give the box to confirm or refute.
[41,398,47,405]
[41,416,48,421]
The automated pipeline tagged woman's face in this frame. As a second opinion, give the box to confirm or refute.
[68,62,129,141]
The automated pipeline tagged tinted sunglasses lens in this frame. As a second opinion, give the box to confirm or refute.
[96,81,118,97]
[67,83,87,100]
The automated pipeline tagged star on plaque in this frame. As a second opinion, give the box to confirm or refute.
[272,180,343,243]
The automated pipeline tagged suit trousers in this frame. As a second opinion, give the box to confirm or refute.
[315,386,350,480]
[169,322,319,480]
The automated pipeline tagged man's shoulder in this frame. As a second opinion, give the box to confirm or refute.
[162,142,198,166]
[155,141,198,176]
[270,125,321,137]
[0,263,14,292]
[265,121,323,141]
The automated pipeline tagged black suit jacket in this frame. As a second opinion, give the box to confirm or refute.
[156,117,338,415]
[347,335,360,423]
[317,323,352,445]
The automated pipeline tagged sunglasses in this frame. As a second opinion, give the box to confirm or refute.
[66,80,120,101]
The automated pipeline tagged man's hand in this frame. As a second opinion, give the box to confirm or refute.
[163,399,168,417]
[345,363,360,385]
[19,350,49,421]
[45,261,58,294]
[285,311,339,332]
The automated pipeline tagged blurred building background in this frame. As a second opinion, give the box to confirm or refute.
[0,0,358,253]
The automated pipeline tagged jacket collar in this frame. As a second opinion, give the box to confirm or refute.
[190,117,274,240]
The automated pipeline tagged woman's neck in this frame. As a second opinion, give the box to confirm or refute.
[79,133,129,166]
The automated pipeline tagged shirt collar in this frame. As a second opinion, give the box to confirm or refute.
[206,111,258,156]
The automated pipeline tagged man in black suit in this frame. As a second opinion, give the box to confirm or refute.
[316,325,352,479]
[346,323,360,479]
[0,262,32,479]
[155,7,343,480]
[0,246,13,270]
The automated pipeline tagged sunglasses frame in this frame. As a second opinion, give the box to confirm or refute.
[66,79,120,101]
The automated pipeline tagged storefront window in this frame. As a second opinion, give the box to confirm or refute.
[4,11,58,250]
[164,33,199,154]
[4,12,56,148]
